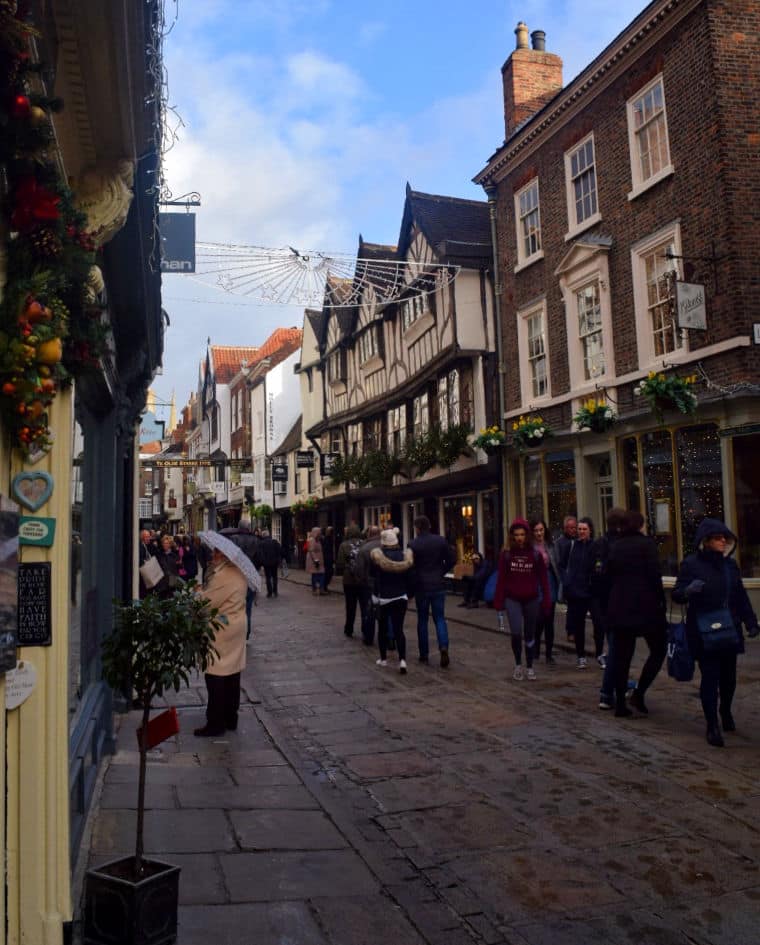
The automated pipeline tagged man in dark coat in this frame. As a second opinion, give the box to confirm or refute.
[354,525,382,645]
[606,510,667,717]
[409,515,456,667]
[259,528,283,598]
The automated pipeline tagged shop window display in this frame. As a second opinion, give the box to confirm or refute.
[733,433,760,578]
[545,451,577,535]
[443,495,477,563]
[676,424,723,557]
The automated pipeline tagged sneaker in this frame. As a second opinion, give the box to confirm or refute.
[597,654,607,668]
[598,700,613,710]
[513,665,524,681]
[577,657,587,669]
[375,658,387,667]
[399,659,407,675]
[526,667,537,681]
[545,656,557,666]
[629,690,649,715]
[440,647,450,669]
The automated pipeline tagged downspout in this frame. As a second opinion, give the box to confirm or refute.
[483,184,509,540]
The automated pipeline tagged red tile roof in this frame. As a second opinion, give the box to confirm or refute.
[210,329,302,384]
[210,346,260,383]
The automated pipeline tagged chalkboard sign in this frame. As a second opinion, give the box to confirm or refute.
[17,562,52,646]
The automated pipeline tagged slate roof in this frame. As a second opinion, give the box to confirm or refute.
[397,185,491,264]
[273,415,302,455]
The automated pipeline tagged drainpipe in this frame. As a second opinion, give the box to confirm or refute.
[483,184,509,540]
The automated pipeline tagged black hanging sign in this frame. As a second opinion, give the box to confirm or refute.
[271,462,288,482]
[17,562,52,646]
[320,452,340,476]
[296,450,314,469]
[159,213,196,273]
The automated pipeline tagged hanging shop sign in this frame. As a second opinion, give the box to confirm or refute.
[272,462,288,482]
[17,562,52,646]
[210,482,227,498]
[159,212,196,273]
[239,473,255,487]
[320,452,340,477]
[296,450,314,469]
[675,282,707,330]
[18,516,56,547]
[153,458,250,468]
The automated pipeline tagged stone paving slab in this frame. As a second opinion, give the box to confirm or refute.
[91,809,236,855]
[228,765,303,786]
[229,809,349,850]
[177,782,318,810]
[87,851,227,906]
[368,775,469,814]
[346,750,438,780]
[309,894,428,945]
[98,781,177,810]
[104,763,234,785]
[177,902,328,945]
[220,850,379,901]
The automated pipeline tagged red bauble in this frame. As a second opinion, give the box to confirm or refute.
[11,94,30,118]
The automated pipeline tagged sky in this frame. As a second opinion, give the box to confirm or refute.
[154,0,648,423]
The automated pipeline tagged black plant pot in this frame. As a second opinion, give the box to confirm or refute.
[83,857,180,945]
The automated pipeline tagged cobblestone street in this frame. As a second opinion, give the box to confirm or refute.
[86,576,760,944]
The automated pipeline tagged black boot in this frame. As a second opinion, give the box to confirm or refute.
[629,689,649,715]
[706,724,724,747]
[720,710,736,732]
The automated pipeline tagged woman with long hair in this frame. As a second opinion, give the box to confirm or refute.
[305,526,326,595]
[530,518,561,664]
[493,518,551,680]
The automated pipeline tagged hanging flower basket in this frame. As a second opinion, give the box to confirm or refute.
[574,398,617,434]
[634,371,698,423]
[511,415,551,451]
[472,426,507,455]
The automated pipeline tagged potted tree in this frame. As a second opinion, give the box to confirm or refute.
[83,583,223,945]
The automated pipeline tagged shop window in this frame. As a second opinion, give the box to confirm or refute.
[524,455,544,525]
[544,451,577,535]
[733,433,760,578]
[676,424,723,557]
[622,436,641,513]
[641,430,677,576]
[443,495,477,564]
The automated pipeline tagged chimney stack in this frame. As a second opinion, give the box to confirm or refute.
[502,23,563,139]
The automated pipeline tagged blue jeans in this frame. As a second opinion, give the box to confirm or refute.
[246,589,255,639]
[415,590,449,660]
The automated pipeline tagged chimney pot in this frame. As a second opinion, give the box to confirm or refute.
[515,21,529,50]
[531,30,546,52]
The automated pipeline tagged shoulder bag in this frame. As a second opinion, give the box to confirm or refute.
[695,561,739,653]
[139,555,164,590]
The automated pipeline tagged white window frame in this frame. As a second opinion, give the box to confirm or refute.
[412,391,429,438]
[387,405,406,454]
[347,421,362,457]
[631,222,686,371]
[576,282,606,381]
[437,377,449,431]
[358,325,378,364]
[557,248,615,395]
[401,294,427,332]
[626,74,674,200]
[514,178,543,271]
[526,308,549,400]
[564,133,601,239]
[516,299,551,407]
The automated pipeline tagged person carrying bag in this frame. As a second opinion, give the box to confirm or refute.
[672,517,759,747]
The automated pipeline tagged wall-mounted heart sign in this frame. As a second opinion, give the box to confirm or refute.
[12,471,54,512]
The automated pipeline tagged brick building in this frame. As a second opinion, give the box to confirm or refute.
[475,0,760,582]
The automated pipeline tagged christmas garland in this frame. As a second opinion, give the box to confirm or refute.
[0,2,108,453]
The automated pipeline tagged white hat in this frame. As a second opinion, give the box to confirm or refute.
[380,529,399,547]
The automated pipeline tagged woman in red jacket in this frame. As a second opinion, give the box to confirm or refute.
[494,518,551,681]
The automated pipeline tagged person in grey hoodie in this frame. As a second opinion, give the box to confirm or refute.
[354,525,382,645]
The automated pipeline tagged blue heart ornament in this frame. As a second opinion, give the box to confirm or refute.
[12,471,54,512]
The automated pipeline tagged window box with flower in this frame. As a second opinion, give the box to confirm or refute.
[574,398,617,434]
[634,371,698,423]
[472,426,507,455]
[511,415,551,451]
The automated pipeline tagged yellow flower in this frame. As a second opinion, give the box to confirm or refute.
[512,422,518,431]
[648,371,656,380]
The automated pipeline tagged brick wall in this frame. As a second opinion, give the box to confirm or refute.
[492,1,759,418]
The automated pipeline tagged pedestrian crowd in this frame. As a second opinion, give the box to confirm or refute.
[138,507,759,751]
[307,509,759,750]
